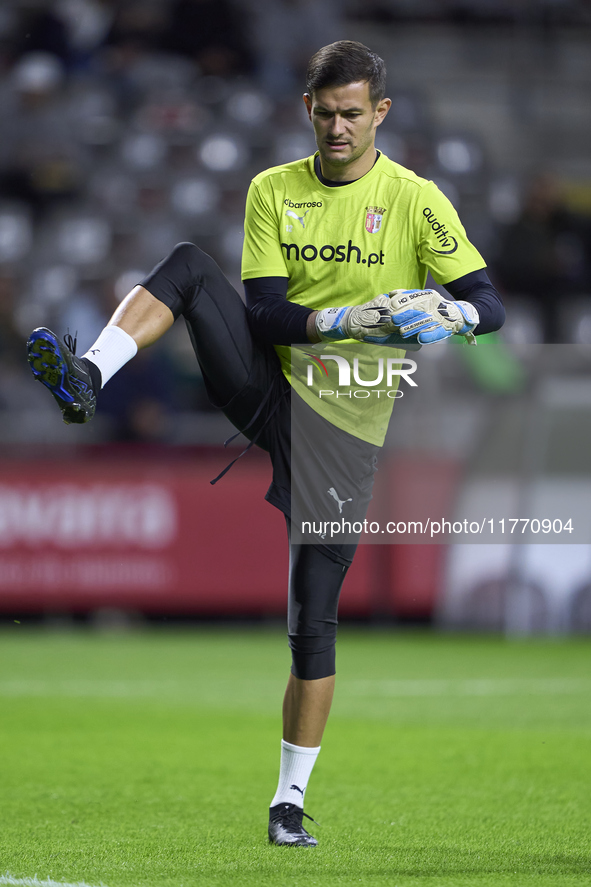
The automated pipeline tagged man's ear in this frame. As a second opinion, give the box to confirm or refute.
[303,93,313,120]
[374,97,392,128]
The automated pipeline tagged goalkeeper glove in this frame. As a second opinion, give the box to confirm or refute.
[388,289,479,345]
[315,295,394,342]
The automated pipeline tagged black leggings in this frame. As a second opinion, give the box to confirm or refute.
[140,242,353,679]
[287,521,351,679]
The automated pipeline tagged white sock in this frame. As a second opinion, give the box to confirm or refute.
[82,325,138,388]
[270,740,321,809]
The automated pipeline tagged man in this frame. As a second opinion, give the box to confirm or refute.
[26,41,505,846]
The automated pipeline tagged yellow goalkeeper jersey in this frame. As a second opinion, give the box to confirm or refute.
[241,151,485,445]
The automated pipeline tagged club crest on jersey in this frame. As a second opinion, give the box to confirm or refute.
[365,206,386,234]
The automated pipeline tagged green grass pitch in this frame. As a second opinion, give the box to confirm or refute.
[0,626,590,887]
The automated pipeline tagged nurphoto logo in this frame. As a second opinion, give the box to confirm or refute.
[303,352,417,399]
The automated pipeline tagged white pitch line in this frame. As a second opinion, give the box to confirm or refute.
[0,679,182,697]
[1,874,106,887]
[0,677,589,699]
[0,678,281,698]
[345,677,591,697]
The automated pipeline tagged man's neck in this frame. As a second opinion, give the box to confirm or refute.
[318,148,378,183]
[316,150,379,186]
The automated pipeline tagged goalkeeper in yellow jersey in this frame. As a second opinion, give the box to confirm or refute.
[27,40,505,846]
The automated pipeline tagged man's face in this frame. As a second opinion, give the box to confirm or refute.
[304,81,390,176]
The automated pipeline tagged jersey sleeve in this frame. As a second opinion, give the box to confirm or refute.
[241,178,289,280]
[416,181,486,285]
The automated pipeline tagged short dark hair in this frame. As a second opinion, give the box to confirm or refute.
[306,41,386,107]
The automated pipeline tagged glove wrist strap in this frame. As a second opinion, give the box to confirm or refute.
[315,306,352,342]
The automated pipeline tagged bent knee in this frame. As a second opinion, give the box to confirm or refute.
[164,242,220,296]
[169,241,208,267]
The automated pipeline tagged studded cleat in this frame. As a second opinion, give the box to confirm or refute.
[27,328,97,425]
[268,803,319,847]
